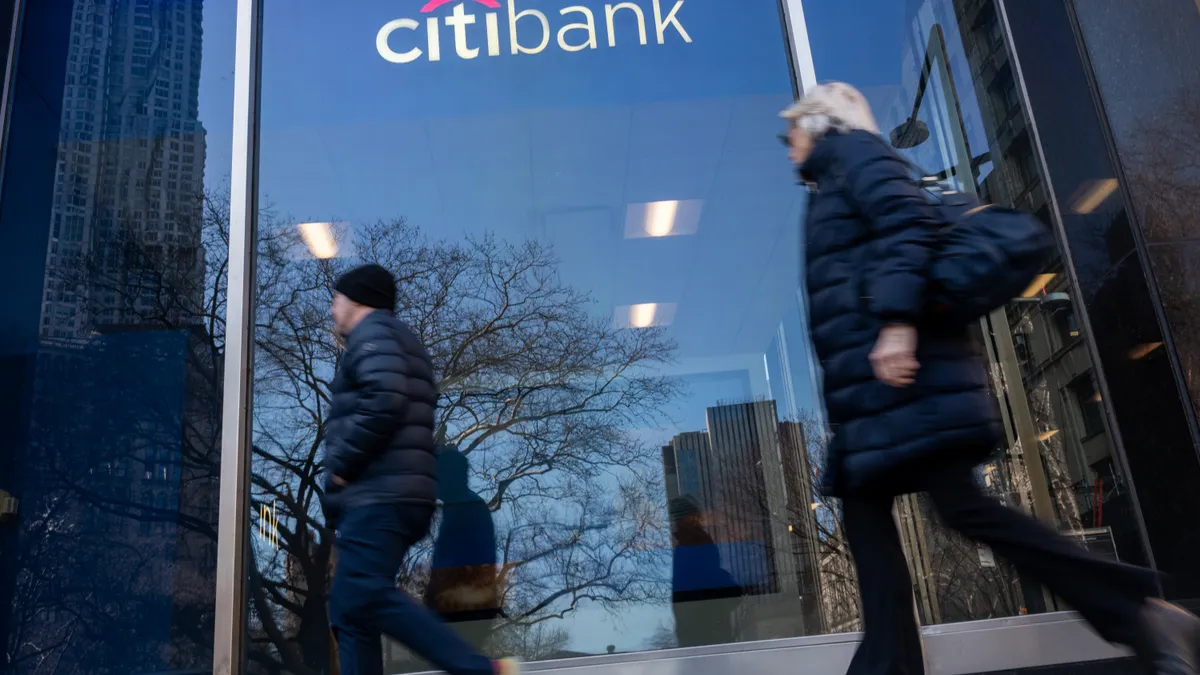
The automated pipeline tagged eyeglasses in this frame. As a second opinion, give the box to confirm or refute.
[778,133,791,147]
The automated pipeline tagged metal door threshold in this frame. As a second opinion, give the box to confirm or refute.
[407,612,1127,675]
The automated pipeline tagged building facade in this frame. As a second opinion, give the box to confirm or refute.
[1,1,1199,675]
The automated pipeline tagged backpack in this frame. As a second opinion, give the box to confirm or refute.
[919,180,1055,322]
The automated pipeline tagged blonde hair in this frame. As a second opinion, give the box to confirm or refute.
[780,82,880,140]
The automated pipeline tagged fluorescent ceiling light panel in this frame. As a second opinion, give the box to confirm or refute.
[1071,179,1119,214]
[614,302,678,329]
[1021,274,1056,298]
[298,222,339,259]
[1128,342,1164,360]
[624,200,703,239]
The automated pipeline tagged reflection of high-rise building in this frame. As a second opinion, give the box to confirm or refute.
[661,401,826,640]
[661,446,679,503]
[1,1,218,672]
[18,325,220,673]
[704,401,784,598]
[778,421,825,634]
[661,431,713,510]
[41,0,207,339]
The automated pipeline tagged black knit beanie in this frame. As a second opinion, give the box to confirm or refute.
[334,264,396,312]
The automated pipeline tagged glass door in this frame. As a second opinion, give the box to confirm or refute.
[804,0,1152,625]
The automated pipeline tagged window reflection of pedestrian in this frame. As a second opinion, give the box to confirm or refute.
[320,264,518,675]
[425,447,501,650]
[669,495,742,647]
[784,83,1200,675]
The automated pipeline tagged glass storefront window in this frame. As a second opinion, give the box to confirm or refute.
[803,0,1152,623]
[1070,0,1200,435]
[247,0,833,669]
[1064,0,1200,604]
[0,0,235,673]
[0,0,1193,673]
[0,0,1196,672]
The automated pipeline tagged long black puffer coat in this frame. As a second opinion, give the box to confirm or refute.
[321,310,439,518]
[801,129,1002,497]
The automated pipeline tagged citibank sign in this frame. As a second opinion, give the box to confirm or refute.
[376,0,691,64]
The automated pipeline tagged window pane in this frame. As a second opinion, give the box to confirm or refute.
[0,0,235,672]
[1071,0,1200,434]
[1068,0,1200,604]
[804,0,1152,623]
[251,0,829,668]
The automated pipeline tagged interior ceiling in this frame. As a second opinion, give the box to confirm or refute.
[261,92,805,361]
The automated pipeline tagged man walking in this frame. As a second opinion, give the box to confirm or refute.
[322,263,518,675]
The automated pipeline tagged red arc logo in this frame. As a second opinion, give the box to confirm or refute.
[420,0,500,11]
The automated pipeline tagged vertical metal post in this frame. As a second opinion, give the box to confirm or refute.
[212,0,263,673]
[781,0,817,94]
[0,0,26,189]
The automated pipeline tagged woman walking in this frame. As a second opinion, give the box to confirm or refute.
[784,82,1200,675]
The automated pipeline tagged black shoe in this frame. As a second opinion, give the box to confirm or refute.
[1136,599,1200,675]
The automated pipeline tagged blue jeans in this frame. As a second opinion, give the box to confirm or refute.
[329,503,494,675]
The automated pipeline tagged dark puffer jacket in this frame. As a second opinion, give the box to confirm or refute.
[801,130,1002,496]
[322,310,439,518]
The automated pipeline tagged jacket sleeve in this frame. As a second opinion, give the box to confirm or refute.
[840,132,946,323]
[323,335,412,482]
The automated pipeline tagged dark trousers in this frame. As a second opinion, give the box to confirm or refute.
[843,461,1158,675]
[329,503,494,675]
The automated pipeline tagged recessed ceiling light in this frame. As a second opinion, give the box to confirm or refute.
[614,302,677,329]
[1071,179,1119,214]
[298,222,338,259]
[1128,342,1164,360]
[645,200,679,238]
[630,303,657,328]
[624,200,702,239]
[1021,274,1056,298]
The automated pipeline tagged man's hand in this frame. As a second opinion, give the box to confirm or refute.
[331,475,348,487]
[870,324,919,387]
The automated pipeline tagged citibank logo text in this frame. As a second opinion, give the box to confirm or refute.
[376,0,692,64]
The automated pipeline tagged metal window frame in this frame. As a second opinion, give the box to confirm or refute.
[212,0,263,673]
[994,0,1160,582]
[206,1,1133,674]
[0,0,26,190]
[781,0,818,94]
[1060,0,1200,477]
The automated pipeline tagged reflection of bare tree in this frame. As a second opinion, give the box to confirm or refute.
[7,184,222,674]
[792,413,861,634]
[484,622,570,663]
[1023,380,1084,532]
[1124,93,1200,244]
[898,492,1025,624]
[699,409,859,636]
[246,210,679,670]
[12,185,680,674]
[1122,91,1200,421]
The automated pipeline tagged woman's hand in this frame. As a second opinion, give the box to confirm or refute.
[870,324,919,387]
